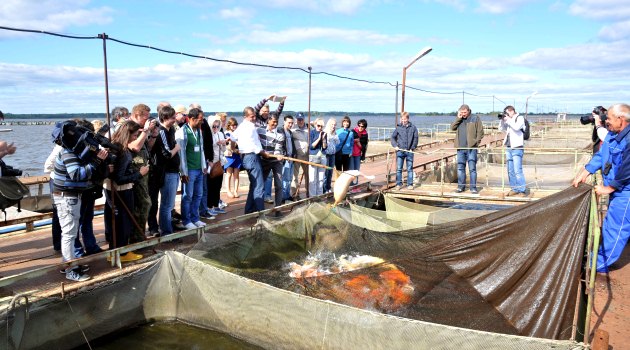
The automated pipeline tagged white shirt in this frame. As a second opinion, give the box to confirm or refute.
[231,118,262,154]
[500,113,525,148]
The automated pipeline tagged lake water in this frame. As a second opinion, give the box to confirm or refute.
[76,321,263,350]
[0,114,573,177]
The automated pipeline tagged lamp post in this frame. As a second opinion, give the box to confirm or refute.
[525,91,538,117]
[400,46,432,120]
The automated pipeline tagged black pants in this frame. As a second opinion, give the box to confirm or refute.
[147,173,161,232]
[104,189,134,249]
[335,153,351,171]
[207,173,223,208]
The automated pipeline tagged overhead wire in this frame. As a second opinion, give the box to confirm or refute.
[0,25,510,102]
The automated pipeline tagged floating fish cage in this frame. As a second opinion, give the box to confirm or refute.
[1,185,593,349]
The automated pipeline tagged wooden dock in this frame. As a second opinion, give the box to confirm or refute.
[0,126,628,348]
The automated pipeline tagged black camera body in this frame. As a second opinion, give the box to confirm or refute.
[580,106,608,125]
[0,159,22,177]
[497,112,508,119]
[52,121,120,164]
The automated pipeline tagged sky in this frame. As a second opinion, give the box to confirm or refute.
[1,0,629,115]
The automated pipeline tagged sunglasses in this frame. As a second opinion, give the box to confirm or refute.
[358,124,366,128]
[316,124,324,127]
[212,125,219,129]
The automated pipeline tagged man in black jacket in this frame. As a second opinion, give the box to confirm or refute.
[391,111,419,190]
[152,106,181,236]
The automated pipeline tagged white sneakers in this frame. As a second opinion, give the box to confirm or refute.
[194,221,206,227]
[184,223,197,230]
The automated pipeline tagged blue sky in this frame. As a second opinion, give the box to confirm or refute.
[1,0,628,114]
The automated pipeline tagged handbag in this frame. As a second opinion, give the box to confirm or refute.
[209,161,224,178]
[336,130,351,156]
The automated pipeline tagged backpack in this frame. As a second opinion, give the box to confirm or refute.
[522,117,530,141]
[0,176,29,221]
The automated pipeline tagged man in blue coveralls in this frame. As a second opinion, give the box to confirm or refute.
[573,103,630,272]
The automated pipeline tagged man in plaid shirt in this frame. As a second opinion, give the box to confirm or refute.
[257,114,285,207]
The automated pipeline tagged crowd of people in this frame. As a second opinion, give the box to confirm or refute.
[45,98,372,282]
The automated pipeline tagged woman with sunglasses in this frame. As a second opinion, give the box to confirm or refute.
[224,117,242,198]
[207,116,228,216]
[350,119,369,187]
[323,118,339,193]
[309,118,328,196]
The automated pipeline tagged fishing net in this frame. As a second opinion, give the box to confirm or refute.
[188,184,592,341]
[1,185,591,349]
[383,194,494,225]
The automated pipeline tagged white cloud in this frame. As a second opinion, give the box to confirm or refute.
[569,0,630,20]
[475,0,536,14]
[598,20,630,41]
[202,26,419,45]
[0,0,112,38]
[267,0,366,15]
[219,7,252,21]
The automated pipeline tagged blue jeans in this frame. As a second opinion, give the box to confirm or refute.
[199,174,208,216]
[282,161,294,200]
[264,170,272,200]
[323,154,335,193]
[181,169,203,225]
[506,148,526,192]
[396,151,414,187]
[242,153,265,214]
[159,172,179,235]
[350,155,361,185]
[456,149,478,190]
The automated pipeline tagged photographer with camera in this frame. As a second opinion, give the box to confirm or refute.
[580,106,609,153]
[500,105,527,196]
[52,124,110,282]
[573,103,630,273]
[126,103,159,243]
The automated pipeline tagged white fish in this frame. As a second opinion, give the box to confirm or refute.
[333,170,376,206]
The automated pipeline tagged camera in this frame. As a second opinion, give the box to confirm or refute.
[52,121,120,164]
[497,112,508,119]
[580,106,608,125]
[0,159,22,177]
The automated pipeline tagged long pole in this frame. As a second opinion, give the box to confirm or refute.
[100,33,112,132]
[401,68,407,113]
[395,81,399,126]
[306,66,312,198]
[100,32,116,250]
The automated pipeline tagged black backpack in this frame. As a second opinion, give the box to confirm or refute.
[0,176,29,220]
[522,117,530,141]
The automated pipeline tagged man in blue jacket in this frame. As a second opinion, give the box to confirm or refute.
[573,103,630,273]
[391,111,419,189]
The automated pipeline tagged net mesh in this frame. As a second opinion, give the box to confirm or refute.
[188,184,591,341]
[1,186,591,349]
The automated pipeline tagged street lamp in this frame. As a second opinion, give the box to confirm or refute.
[401,46,432,116]
[525,91,538,116]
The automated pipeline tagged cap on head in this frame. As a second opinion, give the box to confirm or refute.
[296,112,305,120]
[174,105,187,114]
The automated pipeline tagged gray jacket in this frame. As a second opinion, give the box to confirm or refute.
[391,122,419,150]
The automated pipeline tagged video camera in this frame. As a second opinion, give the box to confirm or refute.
[52,121,120,164]
[580,106,607,125]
